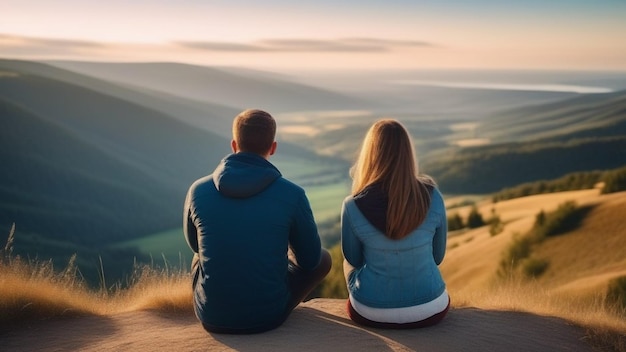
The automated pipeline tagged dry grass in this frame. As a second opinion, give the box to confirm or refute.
[450,279,626,352]
[451,278,626,330]
[442,189,626,351]
[111,265,193,314]
[1,258,97,324]
[0,254,192,329]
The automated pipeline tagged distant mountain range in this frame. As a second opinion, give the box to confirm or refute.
[48,61,374,114]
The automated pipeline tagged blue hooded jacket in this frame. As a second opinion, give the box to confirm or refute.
[183,152,322,331]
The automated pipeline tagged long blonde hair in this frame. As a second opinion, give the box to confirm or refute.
[351,119,435,240]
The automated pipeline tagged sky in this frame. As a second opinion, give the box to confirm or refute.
[1,0,626,71]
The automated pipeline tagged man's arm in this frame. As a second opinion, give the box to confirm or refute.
[183,188,199,254]
[288,192,322,271]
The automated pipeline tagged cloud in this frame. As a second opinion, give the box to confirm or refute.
[176,37,436,53]
[0,33,105,56]
[0,34,102,49]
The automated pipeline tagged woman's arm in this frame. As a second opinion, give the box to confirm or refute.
[432,190,447,265]
[341,199,364,268]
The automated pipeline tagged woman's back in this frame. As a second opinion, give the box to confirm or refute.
[341,187,447,309]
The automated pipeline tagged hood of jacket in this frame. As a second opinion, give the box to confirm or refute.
[212,152,281,198]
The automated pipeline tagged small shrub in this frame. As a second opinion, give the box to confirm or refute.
[535,210,546,228]
[488,210,504,237]
[531,201,592,240]
[602,166,626,194]
[466,206,485,229]
[448,242,460,250]
[447,213,465,231]
[497,232,532,278]
[522,258,549,278]
[606,276,626,313]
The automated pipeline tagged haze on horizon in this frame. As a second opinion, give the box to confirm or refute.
[1,0,626,72]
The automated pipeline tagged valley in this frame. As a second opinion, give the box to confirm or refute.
[1,58,625,288]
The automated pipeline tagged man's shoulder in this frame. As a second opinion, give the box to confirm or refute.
[188,174,216,194]
[270,176,306,195]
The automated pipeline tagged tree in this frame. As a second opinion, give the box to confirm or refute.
[466,206,485,229]
[602,167,626,194]
[447,213,464,231]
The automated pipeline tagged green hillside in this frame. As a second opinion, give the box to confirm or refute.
[423,91,626,194]
[425,136,626,194]
[475,90,626,143]
[0,97,185,242]
[0,60,351,285]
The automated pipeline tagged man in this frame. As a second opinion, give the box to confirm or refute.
[183,109,332,334]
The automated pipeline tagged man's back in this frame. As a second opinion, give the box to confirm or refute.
[184,152,321,331]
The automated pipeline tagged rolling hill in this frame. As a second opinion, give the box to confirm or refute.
[3,58,625,287]
[0,60,351,284]
[48,61,374,113]
[0,59,242,137]
[475,90,626,143]
[441,188,626,313]
[0,97,179,244]
[422,91,626,194]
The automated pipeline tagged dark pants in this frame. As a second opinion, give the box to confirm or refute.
[346,297,450,329]
[198,249,332,334]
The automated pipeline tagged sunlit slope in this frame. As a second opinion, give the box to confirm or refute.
[476,91,626,143]
[48,61,373,113]
[531,192,626,296]
[441,189,626,300]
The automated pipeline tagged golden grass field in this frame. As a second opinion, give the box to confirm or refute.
[442,188,626,349]
[1,188,625,350]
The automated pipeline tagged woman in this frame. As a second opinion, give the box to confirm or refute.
[341,119,449,329]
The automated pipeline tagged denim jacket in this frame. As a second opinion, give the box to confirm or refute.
[341,188,447,308]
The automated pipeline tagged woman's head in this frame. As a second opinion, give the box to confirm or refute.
[351,119,434,240]
[352,119,418,194]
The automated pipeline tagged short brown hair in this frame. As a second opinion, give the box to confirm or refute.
[232,109,276,155]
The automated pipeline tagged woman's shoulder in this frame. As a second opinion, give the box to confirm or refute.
[428,187,446,214]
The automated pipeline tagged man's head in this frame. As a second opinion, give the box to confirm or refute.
[231,109,277,157]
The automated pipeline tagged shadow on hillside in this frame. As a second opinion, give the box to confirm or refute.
[212,304,592,352]
[0,301,593,351]
[0,314,119,351]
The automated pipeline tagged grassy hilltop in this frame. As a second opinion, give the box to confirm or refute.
[2,187,625,349]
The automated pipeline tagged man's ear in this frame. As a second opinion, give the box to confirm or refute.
[231,140,238,153]
[269,141,277,156]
